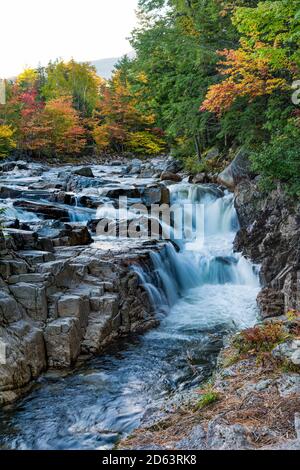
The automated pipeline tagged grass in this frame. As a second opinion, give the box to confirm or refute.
[196,385,219,410]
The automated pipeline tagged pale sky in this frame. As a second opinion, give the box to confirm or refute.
[0,0,139,78]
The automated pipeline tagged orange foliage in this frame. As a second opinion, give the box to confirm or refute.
[201,43,288,116]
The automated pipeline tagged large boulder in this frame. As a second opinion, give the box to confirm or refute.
[73,167,94,178]
[218,148,253,189]
[0,186,23,199]
[160,171,182,183]
[13,200,69,221]
[9,283,48,321]
[0,322,46,405]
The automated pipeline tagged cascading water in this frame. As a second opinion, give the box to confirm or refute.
[0,181,260,450]
[135,183,259,328]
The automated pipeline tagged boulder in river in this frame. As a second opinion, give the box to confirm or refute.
[73,167,94,178]
[13,200,69,221]
[160,171,182,182]
[0,186,24,199]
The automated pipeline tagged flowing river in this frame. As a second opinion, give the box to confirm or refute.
[0,161,260,449]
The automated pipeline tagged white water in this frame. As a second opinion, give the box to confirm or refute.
[136,183,259,330]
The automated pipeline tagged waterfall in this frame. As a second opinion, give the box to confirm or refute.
[135,183,259,321]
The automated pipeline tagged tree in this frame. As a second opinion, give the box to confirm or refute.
[43,97,86,155]
[0,125,16,158]
[42,60,102,117]
[93,68,165,154]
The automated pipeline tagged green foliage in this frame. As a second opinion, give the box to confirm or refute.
[250,119,300,196]
[196,385,219,410]
[182,155,207,175]
[41,60,101,117]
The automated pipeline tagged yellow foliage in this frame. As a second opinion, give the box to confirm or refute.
[126,131,165,155]
[93,124,111,150]
[0,125,16,158]
[17,68,38,88]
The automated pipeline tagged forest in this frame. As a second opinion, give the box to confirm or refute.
[0,0,299,194]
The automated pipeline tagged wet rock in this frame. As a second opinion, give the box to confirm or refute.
[102,186,141,199]
[160,171,182,183]
[0,186,23,199]
[52,224,92,247]
[164,158,183,174]
[66,176,103,192]
[13,200,69,221]
[18,250,55,264]
[73,167,94,178]
[4,229,39,251]
[234,179,300,316]
[192,173,208,184]
[0,322,46,405]
[160,185,170,205]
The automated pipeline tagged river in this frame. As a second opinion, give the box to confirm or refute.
[0,161,260,449]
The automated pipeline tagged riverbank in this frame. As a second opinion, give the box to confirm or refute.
[0,157,176,405]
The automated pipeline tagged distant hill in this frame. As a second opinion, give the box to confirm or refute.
[91,52,135,79]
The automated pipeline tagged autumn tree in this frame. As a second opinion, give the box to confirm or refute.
[0,125,16,158]
[42,60,102,117]
[43,97,86,155]
[93,67,165,154]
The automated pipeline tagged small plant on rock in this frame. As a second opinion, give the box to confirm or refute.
[196,384,219,410]
[232,322,288,355]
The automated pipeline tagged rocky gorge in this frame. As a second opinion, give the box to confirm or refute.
[0,154,299,450]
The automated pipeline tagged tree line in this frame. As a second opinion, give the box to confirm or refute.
[0,0,299,193]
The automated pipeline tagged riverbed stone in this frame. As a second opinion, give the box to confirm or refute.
[9,283,48,322]
[73,167,94,178]
[44,317,82,367]
[160,171,182,182]
[58,294,90,328]
[0,292,22,325]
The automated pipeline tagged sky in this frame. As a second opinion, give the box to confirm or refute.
[0,0,139,78]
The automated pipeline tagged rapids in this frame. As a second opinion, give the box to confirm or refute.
[0,163,259,449]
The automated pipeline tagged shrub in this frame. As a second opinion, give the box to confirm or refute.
[183,155,207,175]
[0,125,16,158]
[233,322,288,354]
[126,131,166,155]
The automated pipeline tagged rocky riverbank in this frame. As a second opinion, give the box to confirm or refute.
[0,230,165,405]
[0,157,181,405]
